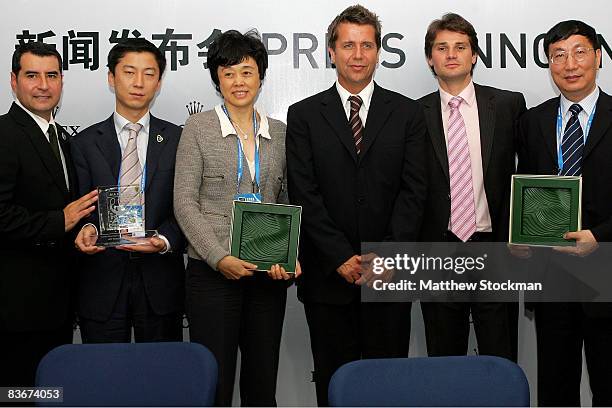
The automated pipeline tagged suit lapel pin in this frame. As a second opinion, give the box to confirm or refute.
[61,132,67,141]
[156,134,163,143]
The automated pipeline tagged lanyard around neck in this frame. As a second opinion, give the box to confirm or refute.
[221,104,260,194]
[556,102,596,173]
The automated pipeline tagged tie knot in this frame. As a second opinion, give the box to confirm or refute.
[448,96,463,110]
[349,95,363,110]
[569,103,582,116]
[125,123,142,138]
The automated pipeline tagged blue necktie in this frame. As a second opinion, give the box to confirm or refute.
[560,103,584,176]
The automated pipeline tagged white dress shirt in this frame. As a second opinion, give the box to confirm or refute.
[336,80,375,127]
[558,86,599,151]
[114,111,150,170]
[214,104,272,181]
[439,81,492,232]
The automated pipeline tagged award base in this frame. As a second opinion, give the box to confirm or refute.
[91,230,159,247]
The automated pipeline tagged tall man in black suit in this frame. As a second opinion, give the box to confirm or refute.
[0,42,98,386]
[418,14,526,361]
[72,38,184,343]
[518,20,612,406]
[286,5,427,405]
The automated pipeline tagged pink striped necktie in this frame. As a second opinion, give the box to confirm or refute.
[119,122,143,205]
[447,96,476,242]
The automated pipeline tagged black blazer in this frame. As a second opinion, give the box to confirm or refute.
[518,90,612,317]
[286,83,428,304]
[0,103,77,332]
[518,90,612,241]
[70,115,185,321]
[419,84,526,242]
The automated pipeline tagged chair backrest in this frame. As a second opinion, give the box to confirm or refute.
[328,355,530,407]
[36,342,217,407]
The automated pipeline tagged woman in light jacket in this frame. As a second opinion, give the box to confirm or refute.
[174,30,299,406]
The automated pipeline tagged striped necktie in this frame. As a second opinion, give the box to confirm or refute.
[447,96,477,242]
[560,103,584,176]
[119,122,143,205]
[349,95,364,155]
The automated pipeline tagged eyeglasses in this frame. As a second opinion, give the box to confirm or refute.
[549,47,595,65]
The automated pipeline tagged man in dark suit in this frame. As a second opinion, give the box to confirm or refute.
[72,38,184,343]
[0,42,98,387]
[518,20,612,406]
[418,14,526,361]
[286,5,427,405]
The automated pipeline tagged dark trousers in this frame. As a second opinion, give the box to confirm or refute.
[420,231,518,361]
[421,301,518,361]
[186,258,288,407]
[304,300,411,406]
[0,324,72,387]
[79,260,182,343]
[535,303,612,407]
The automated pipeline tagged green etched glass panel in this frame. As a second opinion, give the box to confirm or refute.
[521,187,571,238]
[239,212,291,263]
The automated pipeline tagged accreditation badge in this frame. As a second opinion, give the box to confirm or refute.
[234,193,262,203]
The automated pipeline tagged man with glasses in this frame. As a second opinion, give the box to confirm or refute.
[518,20,612,406]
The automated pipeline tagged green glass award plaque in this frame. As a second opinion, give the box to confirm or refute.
[230,201,302,273]
[509,175,581,246]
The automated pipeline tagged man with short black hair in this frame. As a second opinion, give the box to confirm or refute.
[0,41,98,386]
[72,38,185,344]
[518,20,612,406]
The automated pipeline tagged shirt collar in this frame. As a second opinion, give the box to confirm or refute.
[14,98,56,135]
[214,104,272,140]
[440,80,476,112]
[335,80,375,111]
[114,110,150,135]
[560,86,599,119]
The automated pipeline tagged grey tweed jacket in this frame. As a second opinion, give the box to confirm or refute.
[174,108,288,269]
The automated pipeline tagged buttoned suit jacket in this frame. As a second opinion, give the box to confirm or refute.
[419,84,527,242]
[0,102,77,332]
[286,83,428,305]
[518,90,612,317]
[70,114,185,322]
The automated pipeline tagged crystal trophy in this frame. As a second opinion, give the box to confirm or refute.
[93,185,157,247]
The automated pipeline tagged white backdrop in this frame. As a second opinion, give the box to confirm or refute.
[3,0,610,405]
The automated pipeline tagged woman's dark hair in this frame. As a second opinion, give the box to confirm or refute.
[207,30,268,93]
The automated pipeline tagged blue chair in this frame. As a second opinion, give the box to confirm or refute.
[328,355,530,407]
[36,342,217,406]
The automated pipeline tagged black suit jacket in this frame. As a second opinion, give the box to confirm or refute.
[286,83,428,304]
[0,103,77,332]
[518,90,612,317]
[70,114,185,321]
[419,84,526,242]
